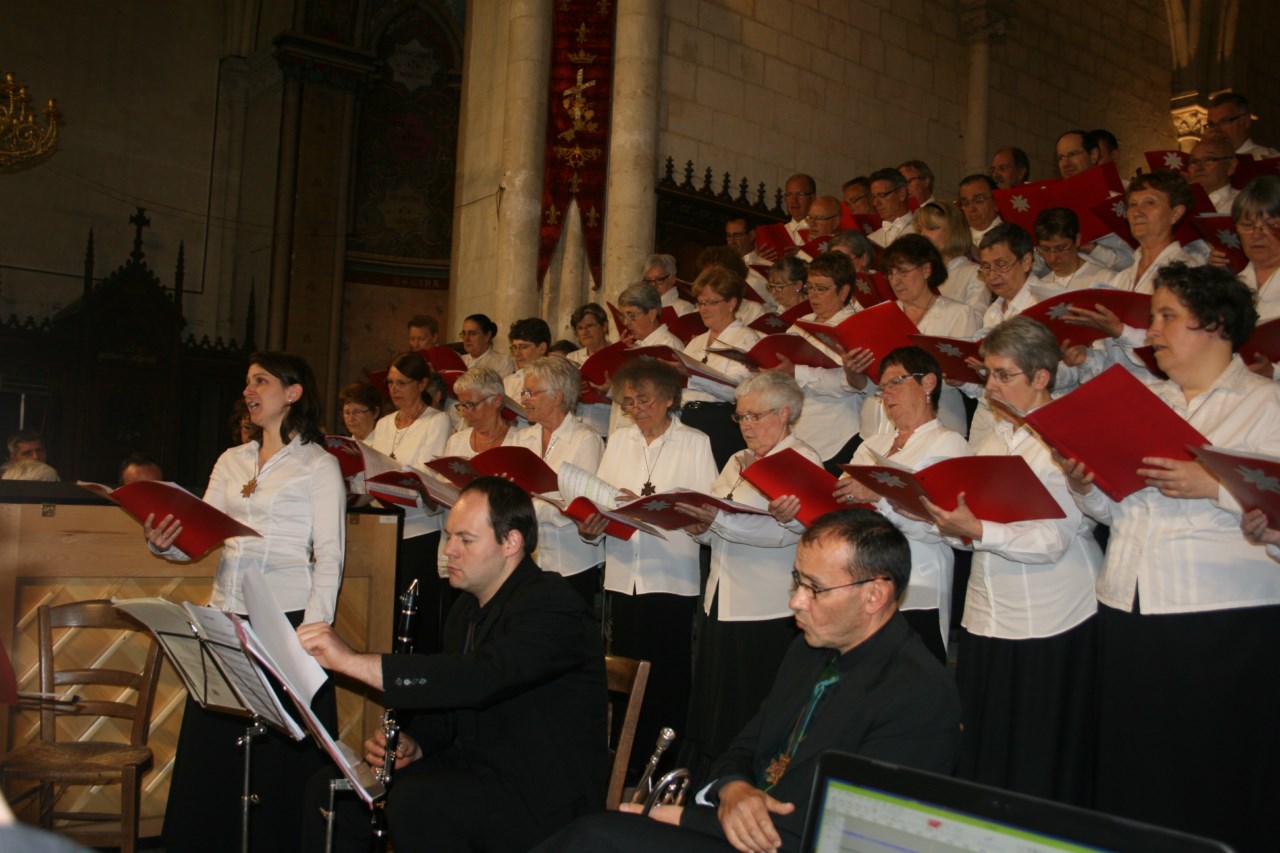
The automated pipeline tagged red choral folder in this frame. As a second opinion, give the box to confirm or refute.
[77,480,260,559]
[1018,289,1152,346]
[851,213,882,236]
[598,489,770,531]
[840,455,1065,523]
[751,300,817,334]
[1190,214,1248,274]
[559,497,643,541]
[425,446,559,495]
[1230,155,1280,190]
[578,340,632,388]
[739,448,851,526]
[1189,445,1280,526]
[994,179,1059,236]
[709,334,838,370]
[794,302,920,383]
[364,469,460,512]
[663,309,708,345]
[419,345,467,373]
[851,271,895,309]
[909,335,986,385]
[755,222,800,256]
[1239,317,1280,364]
[798,234,833,258]
[607,302,629,338]
[1144,149,1190,173]
[1020,364,1209,501]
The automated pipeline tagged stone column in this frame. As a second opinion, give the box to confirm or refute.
[959,2,1009,175]
[266,73,301,350]
[493,0,553,323]
[602,0,662,305]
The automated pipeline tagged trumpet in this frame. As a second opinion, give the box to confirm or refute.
[629,728,691,815]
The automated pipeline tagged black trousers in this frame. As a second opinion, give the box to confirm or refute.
[531,810,735,852]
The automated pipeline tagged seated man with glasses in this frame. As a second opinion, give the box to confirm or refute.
[867,167,915,248]
[1207,91,1279,160]
[1031,207,1115,292]
[957,174,1003,249]
[533,508,961,853]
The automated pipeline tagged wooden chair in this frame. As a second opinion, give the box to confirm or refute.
[0,600,163,853]
[604,654,650,810]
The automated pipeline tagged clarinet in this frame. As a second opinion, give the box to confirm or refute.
[370,578,419,852]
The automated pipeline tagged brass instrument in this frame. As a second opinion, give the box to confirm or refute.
[629,728,691,815]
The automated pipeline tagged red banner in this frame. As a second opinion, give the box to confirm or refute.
[538,0,616,287]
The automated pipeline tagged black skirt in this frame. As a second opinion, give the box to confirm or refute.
[955,618,1097,807]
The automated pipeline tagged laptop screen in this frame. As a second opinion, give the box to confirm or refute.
[803,752,1233,853]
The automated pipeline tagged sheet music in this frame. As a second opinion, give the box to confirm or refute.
[184,604,304,739]
[558,462,622,508]
[113,598,244,712]
[241,566,328,708]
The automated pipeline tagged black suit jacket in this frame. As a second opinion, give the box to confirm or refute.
[382,556,607,835]
[679,613,961,851]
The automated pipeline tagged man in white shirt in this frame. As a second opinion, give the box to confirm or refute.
[725,215,774,308]
[1187,135,1241,214]
[643,253,694,316]
[958,174,1003,249]
[1207,92,1280,160]
[783,173,817,244]
[990,147,1030,190]
[898,159,936,207]
[796,195,843,263]
[867,167,913,247]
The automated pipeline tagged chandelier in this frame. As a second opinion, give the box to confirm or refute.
[1,71,61,173]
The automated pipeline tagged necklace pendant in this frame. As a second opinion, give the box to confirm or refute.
[641,481,656,497]
[241,478,257,498]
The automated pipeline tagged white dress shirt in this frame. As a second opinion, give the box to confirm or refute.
[1240,262,1280,321]
[1084,232,1137,273]
[464,347,515,378]
[1033,256,1115,292]
[597,419,718,596]
[368,407,452,537]
[955,416,1101,638]
[969,215,1004,248]
[1237,138,1280,160]
[869,211,914,248]
[189,437,346,624]
[694,433,824,621]
[661,287,696,316]
[941,256,990,316]
[853,420,970,645]
[788,304,868,459]
[683,321,763,403]
[1103,243,1201,376]
[1209,184,1241,214]
[516,415,604,577]
[566,346,613,437]
[784,219,808,246]
[1076,357,1280,613]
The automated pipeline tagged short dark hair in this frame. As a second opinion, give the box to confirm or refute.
[807,250,856,291]
[338,380,383,412]
[118,452,162,484]
[842,176,869,192]
[464,314,499,337]
[878,346,942,410]
[1209,92,1251,111]
[696,244,750,279]
[509,317,552,347]
[570,303,607,329]
[959,173,998,193]
[881,234,948,291]
[549,339,578,356]
[1058,129,1099,156]
[1127,170,1194,218]
[786,173,817,194]
[460,475,538,553]
[725,214,754,230]
[1092,128,1119,153]
[247,351,324,445]
[978,222,1034,259]
[1153,262,1258,350]
[1009,147,1031,177]
[868,167,907,190]
[6,429,42,457]
[801,508,911,596]
[1034,207,1080,243]
[610,358,684,412]
[407,314,438,334]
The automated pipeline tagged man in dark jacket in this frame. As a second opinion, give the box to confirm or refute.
[298,476,606,851]
[535,508,960,853]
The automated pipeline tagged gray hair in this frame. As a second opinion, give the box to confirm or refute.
[768,256,808,284]
[525,356,581,412]
[979,316,1060,392]
[452,366,504,400]
[736,371,804,425]
[1233,175,1280,225]
[618,281,662,313]
[828,229,874,261]
[643,254,677,277]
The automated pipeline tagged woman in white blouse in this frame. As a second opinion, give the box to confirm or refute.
[922,317,1101,807]
[565,303,612,437]
[577,359,717,771]
[681,267,764,469]
[1208,175,1280,376]
[368,351,452,652]
[860,235,981,439]
[674,371,822,782]
[515,356,604,604]
[915,201,989,315]
[145,351,345,852]
[832,346,971,662]
[1060,264,1280,851]
[460,313,515,377]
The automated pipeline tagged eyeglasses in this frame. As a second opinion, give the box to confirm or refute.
[1187,155,1234,168]
[1035,243,1077,257]
[904,175,929,186]
[870,188,900,201]
[766,280,803,293]
[804,282,838,295]
[342,407,372,417]
[977,367,1026,383]
[806,213,840,225]
[454,396,497,413]
[731,407,780,424]
[725,230,749,241]
[1205,113,1247,130]
[978,258,1021,277]
[697,297,727,308]
[845,193,869,206]
[620,310,647,323]
[958,195,991,208]
[880,372,924,390]
[520,387,553,400]
[887,265,921,282]
[784,191,814,200]
[510,341,541,353]
[642,274,671,285]
[619,394,657,411]
[1237,218,1280,234]
[791,570,885,599]
[387,378,419,388]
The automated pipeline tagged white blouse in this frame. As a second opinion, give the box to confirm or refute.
[567,346,613,437]
[515,415,604,576]
[464,347,516,378]
[789,304,868,460]
[368,407,452,537]
[596,419,718,596]
[683,320,764,404]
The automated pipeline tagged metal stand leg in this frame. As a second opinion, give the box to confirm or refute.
[238,717,267,853]
[323,778,354,853]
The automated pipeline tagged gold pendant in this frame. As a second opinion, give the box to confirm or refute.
[242,478,257,498]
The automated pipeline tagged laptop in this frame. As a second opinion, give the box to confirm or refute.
[800,751,1234,852]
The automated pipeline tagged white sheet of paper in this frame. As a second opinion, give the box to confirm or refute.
[241,565,328,708]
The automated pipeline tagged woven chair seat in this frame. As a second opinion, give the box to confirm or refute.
[0,741,153,785]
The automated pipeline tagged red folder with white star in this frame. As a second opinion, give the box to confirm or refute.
[1018,289,1152,346]
[1189,445,1280,525]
